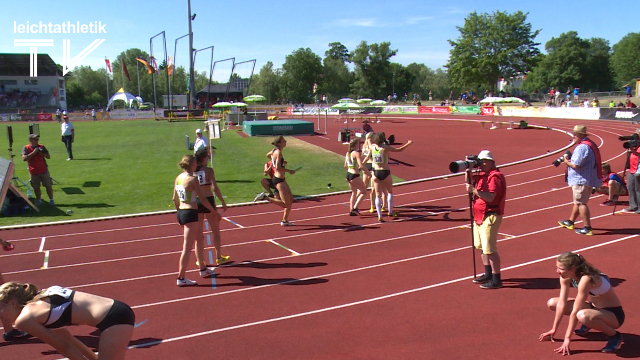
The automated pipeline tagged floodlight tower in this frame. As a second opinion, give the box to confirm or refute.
[187,0,196,109]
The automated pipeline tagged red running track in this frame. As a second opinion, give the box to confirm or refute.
[1,117,640,359]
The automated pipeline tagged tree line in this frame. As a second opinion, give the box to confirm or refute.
[64,11,640,108]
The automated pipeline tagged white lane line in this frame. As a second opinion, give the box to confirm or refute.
[121,234,638,351]
[266,240,301,256]
[41,251,49,269]
[223,217,245,228]
[39,237,46,252]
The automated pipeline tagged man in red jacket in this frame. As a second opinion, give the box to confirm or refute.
[21,134,54,206]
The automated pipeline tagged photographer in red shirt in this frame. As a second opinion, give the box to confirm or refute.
[21,134,54,206]
[465,150,507,289]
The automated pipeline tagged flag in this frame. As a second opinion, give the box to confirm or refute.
[105,58,112,73]
[121,55,131,81]
[168,56,174,76]
[151,57,159,75]
[136,58,154,74]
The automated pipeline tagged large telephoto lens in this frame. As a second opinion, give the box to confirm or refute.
[449,160,468,173]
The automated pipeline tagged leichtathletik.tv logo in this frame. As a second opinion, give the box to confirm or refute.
[13,20,106,76]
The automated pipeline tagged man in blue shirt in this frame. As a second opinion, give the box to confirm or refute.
[558,125,603,235]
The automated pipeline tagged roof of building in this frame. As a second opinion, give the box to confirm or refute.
[0,53,62,77]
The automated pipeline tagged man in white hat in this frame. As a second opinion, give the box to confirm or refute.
[193,128,209,157]
[558,125,602,235]
[465,150,507,289]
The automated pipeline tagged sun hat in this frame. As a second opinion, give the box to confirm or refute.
[477,150,494,161]
[29,134,39,140]
[195,128,202,134]
[572,125,588,136]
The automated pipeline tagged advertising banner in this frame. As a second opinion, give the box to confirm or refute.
[544,107,600,120]
[361,107,383,114]
[496,106,545,118]
[382,106,402,114]
[418,106,451,114]
[452,106,481,114]
[36,113,53,121]
[599,108,640,121]
[163,109,205,118]
[481,106,495,116]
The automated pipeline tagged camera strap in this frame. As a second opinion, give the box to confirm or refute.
[581,138,603,180]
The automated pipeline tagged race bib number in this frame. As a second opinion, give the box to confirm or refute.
[373,153,383,163]
[175,185,187,201]
[43,286,73,299]
[194,170,206,185]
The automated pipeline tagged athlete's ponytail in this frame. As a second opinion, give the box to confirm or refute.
[557,251,601,284]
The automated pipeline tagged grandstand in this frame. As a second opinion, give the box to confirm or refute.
[0,53,67,112]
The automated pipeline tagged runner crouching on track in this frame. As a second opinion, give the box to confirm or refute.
[173,155,216,286]
[0,283,135,360]
[345,137,370,216]
[0,238,29,343]
[194,149,230,267]
[253,136,296,226]
[366,132,412,222]
[539,252,624,354]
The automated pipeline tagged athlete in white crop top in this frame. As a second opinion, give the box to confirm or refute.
[540,252,624,354]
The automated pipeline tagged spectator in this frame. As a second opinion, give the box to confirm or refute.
[92,108,97,121]
[626,99,637,108]
[573,87,579,101]
[55,108,61,123]
[591,98,599,108]
[21,134,54,206]
[558,125,602,235]
[193,129,209,157]
[61,115,74,160]
[624,83,631,98]
[609,100,615,108]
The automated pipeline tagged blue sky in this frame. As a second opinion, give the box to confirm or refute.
[0,0,632,82]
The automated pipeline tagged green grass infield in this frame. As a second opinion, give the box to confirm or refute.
[1,119,402,226]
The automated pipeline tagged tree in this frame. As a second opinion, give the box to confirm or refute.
[326,42,349,62]
[318,42,352,101]
[406,63,450,100]
[447,10,540,92]
[281,48,323,103]
[524,32,613,93]
[610,32,640,88]
[350,41,397,99]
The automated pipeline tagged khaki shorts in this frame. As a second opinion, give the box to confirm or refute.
[572,184,592,205]
[473,213,502,255]
[30,170,52,189]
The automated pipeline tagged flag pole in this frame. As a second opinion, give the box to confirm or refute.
[136,61,140,96]
[105,57,109,106]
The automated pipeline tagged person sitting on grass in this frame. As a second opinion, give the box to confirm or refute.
[594,162,627,206]
[539,252,624,355]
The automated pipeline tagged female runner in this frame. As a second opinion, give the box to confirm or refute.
[0,238,29,342]
[173,155,215,286]
[345,137,370,215]
[194,149,230,267]
[368,132,412,222]
[254,136,296,226]
[0,282,134,360]
[361,132,380,213]
[539,252,624,354]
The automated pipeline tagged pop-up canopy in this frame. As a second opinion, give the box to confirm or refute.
[107,88,142,109]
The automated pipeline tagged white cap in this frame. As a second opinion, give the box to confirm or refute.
[195,128,202,134]
[477,150,494,161]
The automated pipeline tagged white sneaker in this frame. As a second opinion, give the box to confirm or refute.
[254,192,267,202]
[199,268,215,278]
[280,220,294,226]
[176,278,197,287]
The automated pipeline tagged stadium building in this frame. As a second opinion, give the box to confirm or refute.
[0,53,67,112]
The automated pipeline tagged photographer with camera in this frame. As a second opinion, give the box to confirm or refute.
[620,129,640,213]
[558,125,602,235]
[463,150,507,289]
[21,134,54,206]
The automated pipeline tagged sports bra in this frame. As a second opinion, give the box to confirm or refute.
[345,152,355,170]
[175,173,197,203]
[271,150,285,170]
[372,146,387,165]
[571,273,611,297]
[42,286,75,329]
[194,165,211,186]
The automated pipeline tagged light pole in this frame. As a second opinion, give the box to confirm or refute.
[392,71,395,97]
[187,0,196,109]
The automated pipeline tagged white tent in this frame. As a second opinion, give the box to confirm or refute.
[107,88,142,109]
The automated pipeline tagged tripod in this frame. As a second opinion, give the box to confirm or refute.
[612,150,631,214]
[8,145,34,198]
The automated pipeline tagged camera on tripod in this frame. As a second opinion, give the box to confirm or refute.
[619,133,639,149]
[449,155,482,173]
[553,150,572,167]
